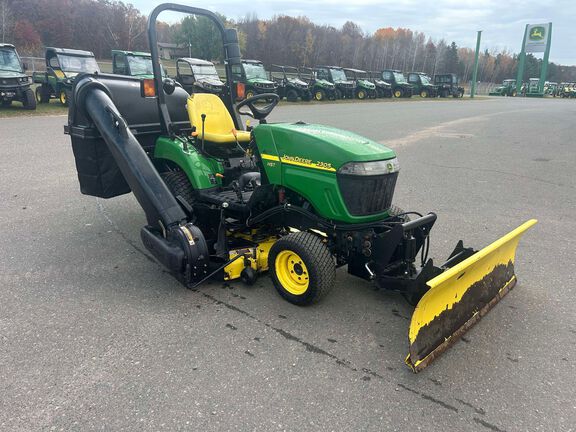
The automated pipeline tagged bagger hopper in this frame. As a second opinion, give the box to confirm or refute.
[65,3,536,372]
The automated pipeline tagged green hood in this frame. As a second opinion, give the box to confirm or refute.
[315,78,334,88]
[254,123,396,170]
[357,79,375,89]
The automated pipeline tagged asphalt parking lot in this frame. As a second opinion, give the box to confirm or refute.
[1,97,575,431]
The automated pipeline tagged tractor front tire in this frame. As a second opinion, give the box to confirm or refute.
[22,89,36,110]
[356,89,367,100]
[269,232,335,305]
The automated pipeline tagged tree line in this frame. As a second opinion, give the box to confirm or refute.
[1,0,575,84]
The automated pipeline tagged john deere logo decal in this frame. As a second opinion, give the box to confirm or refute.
[529,26,545,41]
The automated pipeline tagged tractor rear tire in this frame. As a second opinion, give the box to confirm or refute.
[269,231,335,305]
[161,170,195,211]
[286,89,298,102]
[22,88,36,110]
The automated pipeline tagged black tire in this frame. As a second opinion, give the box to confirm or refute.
[356,88,367,100]
[269,231,335,305]
[36,85,50,103]
[161,170,195,210]
[313,89,326,101]
[334,88,343,100]
[245,89,255,100]
[393,88,403,98]
[420,89,428,98]
[286,89,298,102]
[301,91,311,102]
[1,100,11,107]
[22,88,36,110]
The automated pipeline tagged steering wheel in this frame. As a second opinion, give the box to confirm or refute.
[235,93,280,121]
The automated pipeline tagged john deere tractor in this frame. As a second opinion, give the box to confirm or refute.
[34,47,100,106]
[297,67,336,101]
[65,3,536,372]
[315,66,356,99]
[269,64,311,102]
[407,72,438,98]
[0,43,36,110]
[381,69,413,98]
[344,68,377,99]
[489,79,517,97]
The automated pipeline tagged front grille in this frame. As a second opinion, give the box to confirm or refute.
[0,78,17,86]
[338,172,398,216]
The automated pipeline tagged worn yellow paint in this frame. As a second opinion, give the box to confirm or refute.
[406,219,537,370]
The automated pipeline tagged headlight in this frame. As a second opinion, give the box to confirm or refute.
[19,76,29,83]
[338,158,400,176]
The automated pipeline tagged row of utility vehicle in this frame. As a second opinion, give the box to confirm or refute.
[1,43,464,109]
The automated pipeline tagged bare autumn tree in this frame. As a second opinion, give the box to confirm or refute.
[0,0,14,43]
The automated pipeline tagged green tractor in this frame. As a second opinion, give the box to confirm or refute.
[433,73,464,98]
[343,68,377,99]
[33,47,100,106]
[175,57,225,95]
[269,64,311,102]
[297,67,336,101]
[66,3,536,372]
[112,50,168,79]
[0,43,36,110]
[489,79,517,97]
[368,71,393,98]
[407,72,438,98]
[230,59,277,100]
[543,81,557,97]
[381,69,413,98]
[314,66,356,99]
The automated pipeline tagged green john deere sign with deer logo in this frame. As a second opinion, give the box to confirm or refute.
[529,26,545,41]
[525,23,550,52]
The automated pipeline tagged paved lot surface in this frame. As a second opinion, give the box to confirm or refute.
[1,97,575,431]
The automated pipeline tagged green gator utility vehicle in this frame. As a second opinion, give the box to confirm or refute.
[0,43,35,109]
[489,79,517,97]
[112,50,168,79]
[381,69,413,98]
[297,67,336,101]
[269,64,311,102]
[433,73,464,98]
[315,65,356,99]
[34,47,100,106]
[368,71,393,98]
[343,68,376,99]
[65,3,536,372]
[176,57,225,95]
[407,72,438,98]
[230,59,277,100]
[525,78,544,97]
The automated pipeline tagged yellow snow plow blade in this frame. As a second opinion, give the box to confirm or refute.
[406,219,537,372]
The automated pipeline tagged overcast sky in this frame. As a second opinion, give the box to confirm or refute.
[131,0,576,65]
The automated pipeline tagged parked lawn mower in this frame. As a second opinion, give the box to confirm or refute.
[34,47,100,106]
[0,43,36,110]
[381,69,413,98]
[269,65,311,102]
[65,3,536,372]
[368,71,393,98]
[315,65,356,99]
[434,73,464,98]
[343,68,377,99]
[176,57,225,95]
[489,79,517,97]
[298,66,336,101]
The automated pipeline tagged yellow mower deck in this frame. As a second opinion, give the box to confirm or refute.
[406,219,537,372]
